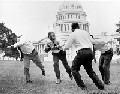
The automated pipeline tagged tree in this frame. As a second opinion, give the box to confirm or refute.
[0,23,20,59]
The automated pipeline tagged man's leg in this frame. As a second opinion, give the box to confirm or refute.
[53,55,61,84]
[99,55,105,81]
[84,61,104,90]
[71,55,86,89]
[59,54,72,80]
[23,55,31,83]
[76,48,104,90]
[32,53,45,76]
[103,55,112,84]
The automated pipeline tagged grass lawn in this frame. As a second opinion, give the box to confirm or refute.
[0,60,120,94]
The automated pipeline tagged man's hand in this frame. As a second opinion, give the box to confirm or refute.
[7,45,14,48]
[45,47,51,53]
[7,46,11,48]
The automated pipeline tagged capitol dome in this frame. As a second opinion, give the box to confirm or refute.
[59,1,83,12]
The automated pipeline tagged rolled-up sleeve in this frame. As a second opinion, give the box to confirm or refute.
[14,41,24,48]
[57,38,64,46]
[64,34,74,49]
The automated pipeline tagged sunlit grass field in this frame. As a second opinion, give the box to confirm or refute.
[0,60,120,94]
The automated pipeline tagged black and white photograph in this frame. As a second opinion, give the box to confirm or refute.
[0,0,120,93]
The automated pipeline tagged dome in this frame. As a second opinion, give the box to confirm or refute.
[59,1,83,12]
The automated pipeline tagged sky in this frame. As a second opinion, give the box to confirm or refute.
[1,0,120,42]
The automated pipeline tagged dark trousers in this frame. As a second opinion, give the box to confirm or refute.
[99,49,113,84]
[72,48,104,89]
[52,50,71,79]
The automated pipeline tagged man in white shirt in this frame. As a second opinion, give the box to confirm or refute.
[12,36,45,83]
[63,23,104,90]
[99,38,113,85]
[45,32,72,84]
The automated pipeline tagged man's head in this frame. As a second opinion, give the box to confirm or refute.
[12,35,21,43]
[71,23,80,32]
[48,32,56,41]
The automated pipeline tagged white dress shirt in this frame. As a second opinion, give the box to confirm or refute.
[64,29,96,51]
[99,37,113,53]
[14,36,35,54]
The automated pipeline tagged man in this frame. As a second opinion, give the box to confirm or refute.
[63,23,105,90]
[10,36,45,83]
[45,32,72,84]
[99,38,113,85]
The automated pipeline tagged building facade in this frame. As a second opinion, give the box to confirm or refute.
[53,1,89,42]
[33,1,120,61]
[33,1,90,61]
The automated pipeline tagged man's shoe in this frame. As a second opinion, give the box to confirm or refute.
[26,80,32,83]
[78,85,87,90]
[79,86,87,90]
[56,79,62,84]
[69,74,73,80]
[42,71,45,76]
[104,82,111,85]
[98,86,105,90]
[81,87,87,90]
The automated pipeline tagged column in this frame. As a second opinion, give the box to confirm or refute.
[64,24,66,32]
[68,24,69,31]
[41,44,43,54]
[59,24,60,32]
[83,24,84,30]
[84,24,86,31]
[59,24,61,32]
[63,24,64,32]
[39,45,40,54]
[37,45,38,51]
[83,24,85,31]
[43,44,45,53]
[87,25,89,32]
[37,45,39,54]
[81,24,83,30]
[69,23,71,32]
[36,45,37,50]
[40,44,42,54]
[79,24,81,30]
[42,44,44,54]
[62,24,64,32]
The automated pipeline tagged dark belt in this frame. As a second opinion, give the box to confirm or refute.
[76,48,91,53]
[101,48,113,55]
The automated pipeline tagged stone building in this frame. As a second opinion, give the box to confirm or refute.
[53,1,89,42]
[33,1,90,61]
[33,1,120,61]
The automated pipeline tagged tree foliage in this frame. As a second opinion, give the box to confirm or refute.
[0,23,20,59]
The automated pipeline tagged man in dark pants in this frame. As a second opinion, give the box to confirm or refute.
[99,43,113,85]
[63,23,105,90]
[45,32,72,84]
